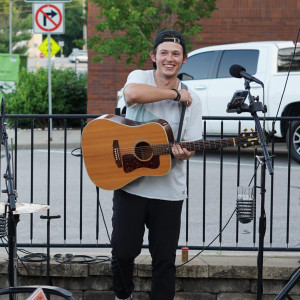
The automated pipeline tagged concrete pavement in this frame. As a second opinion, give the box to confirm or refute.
[5,128,82,149]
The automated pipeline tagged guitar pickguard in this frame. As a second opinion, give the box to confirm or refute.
[122,154,160,173]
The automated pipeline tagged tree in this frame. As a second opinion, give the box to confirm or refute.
[5,67,87,128]
[0,0,32,54]
[88,0,217,67]
[0,0,85,56]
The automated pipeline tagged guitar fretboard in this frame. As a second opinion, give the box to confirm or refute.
[152,138,236,155]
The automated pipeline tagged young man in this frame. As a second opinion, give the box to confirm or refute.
[111,30,202,300]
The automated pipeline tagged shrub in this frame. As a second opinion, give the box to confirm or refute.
[5,67,87,128]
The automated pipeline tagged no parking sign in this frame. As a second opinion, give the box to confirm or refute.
[33,3,64,34]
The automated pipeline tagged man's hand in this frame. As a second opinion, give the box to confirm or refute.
[178,89,193,107]
[172,144,195,160]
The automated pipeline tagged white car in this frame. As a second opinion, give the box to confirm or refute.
[117,41,300,162]
[68,50,88,63]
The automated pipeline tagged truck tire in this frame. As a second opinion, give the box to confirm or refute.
[286,120,300,163]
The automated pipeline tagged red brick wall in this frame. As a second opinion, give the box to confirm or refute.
[87,0,300,114]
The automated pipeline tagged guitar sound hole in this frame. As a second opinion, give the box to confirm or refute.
[135,142,153,161]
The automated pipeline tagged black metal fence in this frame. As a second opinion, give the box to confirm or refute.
[0,114,300,252]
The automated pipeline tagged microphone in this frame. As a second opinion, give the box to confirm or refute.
[229,64,264,87]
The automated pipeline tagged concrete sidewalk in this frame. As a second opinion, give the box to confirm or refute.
[5,128,82,149]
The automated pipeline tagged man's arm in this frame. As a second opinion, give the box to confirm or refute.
[124,83,193,107]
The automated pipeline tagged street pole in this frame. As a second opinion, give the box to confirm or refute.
[9,1,13,54]
[83,0,87,50]
[47,34,53,140]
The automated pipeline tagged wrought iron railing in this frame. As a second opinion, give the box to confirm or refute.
[0,114,299,252]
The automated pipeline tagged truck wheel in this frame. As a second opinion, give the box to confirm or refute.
[286,121,300,163]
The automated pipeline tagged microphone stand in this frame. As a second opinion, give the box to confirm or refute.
[1,98,18,300]
[245,81,273,300]
[0,98,76,300]
[229,81,273,300]
[0,97,75,300]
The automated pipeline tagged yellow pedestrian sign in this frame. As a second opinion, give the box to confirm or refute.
[39,37,61,57]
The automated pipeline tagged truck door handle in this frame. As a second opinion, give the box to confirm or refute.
[195,86,207,90]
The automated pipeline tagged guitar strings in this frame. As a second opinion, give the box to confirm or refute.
[116,136,252,155]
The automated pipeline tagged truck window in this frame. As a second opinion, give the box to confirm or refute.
[179,51,219,80]
[277,47,300,72]
[217,50,259,78]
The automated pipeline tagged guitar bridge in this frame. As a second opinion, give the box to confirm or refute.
[113,140,122,168]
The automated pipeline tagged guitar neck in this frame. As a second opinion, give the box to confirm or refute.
[181,138,236,151]
[153,138,236,155]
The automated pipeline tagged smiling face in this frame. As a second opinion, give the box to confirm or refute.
[151,42,187,79]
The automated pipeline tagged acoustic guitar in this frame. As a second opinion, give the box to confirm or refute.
[81,114,260,190]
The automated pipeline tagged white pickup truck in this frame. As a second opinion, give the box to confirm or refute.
[118,41,300,163]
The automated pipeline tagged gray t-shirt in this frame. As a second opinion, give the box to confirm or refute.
[122,69,202,200]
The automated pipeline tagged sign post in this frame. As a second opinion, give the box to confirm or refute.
[47,33,52,139]
[33,2,64,139]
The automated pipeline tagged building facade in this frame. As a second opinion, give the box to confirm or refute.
[87,0,300,114]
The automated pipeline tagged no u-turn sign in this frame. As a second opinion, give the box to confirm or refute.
[33,3,64,34]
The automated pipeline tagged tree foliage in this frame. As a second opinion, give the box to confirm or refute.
[88,0,217,67]
[0,1,32,53]
[5,67,87,128]
[0,0,85,56]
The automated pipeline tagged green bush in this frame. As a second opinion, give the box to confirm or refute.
[5,67,87,128]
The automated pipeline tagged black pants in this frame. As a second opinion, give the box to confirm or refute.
[111,189,183,300]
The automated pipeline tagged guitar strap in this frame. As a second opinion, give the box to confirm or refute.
[176,82,188,143]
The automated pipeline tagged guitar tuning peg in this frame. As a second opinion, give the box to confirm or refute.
[243,128,247,132]
[253,146,257,149]
[251,128,254,132]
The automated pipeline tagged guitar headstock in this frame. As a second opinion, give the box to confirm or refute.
[236,129,260,148]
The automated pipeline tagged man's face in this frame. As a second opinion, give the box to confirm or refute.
[151,42,187,78]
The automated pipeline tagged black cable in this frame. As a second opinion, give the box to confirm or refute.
[20,253,48,263]
[96,187,133,300]
[96,187,112,243]
[248,157,261,187]
[273,26,300,126]
[71,147,82,157]
[53,254,110,264]
[72,144,133,297]
[16,251,111,279]
[136,207,237,273]
[177,207,237,268]
[163,208,234,267]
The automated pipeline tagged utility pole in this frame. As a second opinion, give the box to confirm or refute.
[83,0,87,49]
[9,1,13,54]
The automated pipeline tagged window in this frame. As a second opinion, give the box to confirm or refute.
[178,51,219,80]
[278,47,300,72]
[217,50,259,78]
